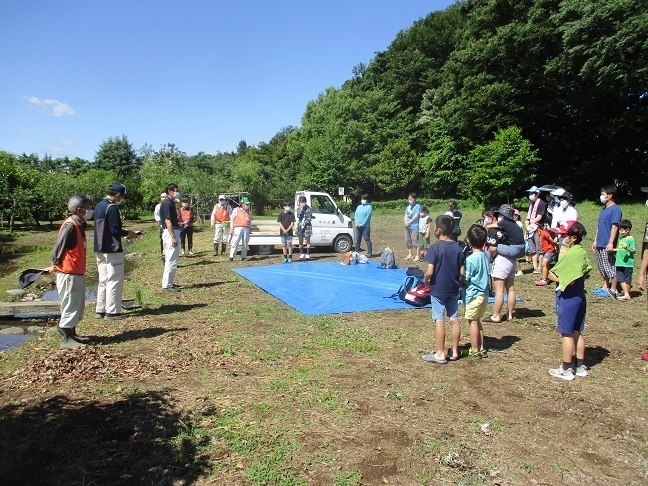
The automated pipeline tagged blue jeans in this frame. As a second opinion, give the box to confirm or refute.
[355,226,372,255]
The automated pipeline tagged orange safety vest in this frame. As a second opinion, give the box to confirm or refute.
[213,205,230,223]
[55,217,87,275]
[179,207,194,226]
[233,208,251,228]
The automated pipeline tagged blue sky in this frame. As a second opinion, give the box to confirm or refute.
[1,0,455,161]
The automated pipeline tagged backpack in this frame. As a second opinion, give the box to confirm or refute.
[379,247,397,269]
[403,284,431,307]
[389,275,431,307]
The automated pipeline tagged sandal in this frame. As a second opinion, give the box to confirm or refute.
[446,349,459,361]
[483,316,502,323]
[421,353,447,364]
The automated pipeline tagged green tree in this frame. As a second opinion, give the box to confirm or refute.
[95,135,142,178]
[464,126,539,207]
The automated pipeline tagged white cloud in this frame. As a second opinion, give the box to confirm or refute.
[23,95,75,117]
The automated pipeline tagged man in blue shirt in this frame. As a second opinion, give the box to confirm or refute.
[94,183,139,319]
[591,184,623,297]
[354,194,373,257]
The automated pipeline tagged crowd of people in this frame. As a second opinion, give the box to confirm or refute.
[411,184,647,381]
[49,182,647,378]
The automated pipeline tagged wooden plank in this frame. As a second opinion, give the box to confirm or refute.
[0,301,61,317]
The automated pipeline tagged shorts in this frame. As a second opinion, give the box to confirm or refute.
[418,233,430,250]
[492,255,516,280]
[555,287,586,334]
[280,235,293,244]
[594,248,616,278]
[297,226,312,238]
[615,266,633,283]
[527,232,541,253]
[464,295,487,321]
[430,295,459,321]
[405,228,419,248]
[542,251,555,261]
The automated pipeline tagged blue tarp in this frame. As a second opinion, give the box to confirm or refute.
[233,262,413,315]
[233,261,520,316]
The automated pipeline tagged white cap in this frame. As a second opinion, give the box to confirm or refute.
[218,194,226,200]
[160,192,166,199]
[550,188,566,197]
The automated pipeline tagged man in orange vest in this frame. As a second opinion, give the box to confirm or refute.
[211,194,232,256]
[50,194,93,348]
[229,197,252,261]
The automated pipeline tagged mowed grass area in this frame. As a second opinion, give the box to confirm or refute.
[0,202,646,485]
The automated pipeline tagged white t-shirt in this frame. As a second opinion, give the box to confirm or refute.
[551,205,578,230]
[419,215,430,234]
[154,203,161,223]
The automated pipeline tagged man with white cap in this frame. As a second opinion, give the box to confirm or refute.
[210,195,232,256]
[525,185,547,274]
[94,182,139,319]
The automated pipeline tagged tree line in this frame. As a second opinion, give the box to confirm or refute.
[1,0,645,230]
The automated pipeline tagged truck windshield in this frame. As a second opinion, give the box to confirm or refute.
[312,195,336,214]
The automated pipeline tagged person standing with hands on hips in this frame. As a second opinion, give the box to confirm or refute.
[229,197,252,261]
[94,183,139,320]
[354,194,373,258]
[160,183,181,292]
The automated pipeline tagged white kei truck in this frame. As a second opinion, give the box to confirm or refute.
[247,190,354,255]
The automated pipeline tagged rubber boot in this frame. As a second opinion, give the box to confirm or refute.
[71,327,91,344]
[213,243,218,256]
[58,327,85,348]
[221,243,226,255]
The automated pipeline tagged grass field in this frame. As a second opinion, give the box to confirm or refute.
[0,201,646,485]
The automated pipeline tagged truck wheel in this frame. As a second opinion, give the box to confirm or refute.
[254,245,274,255]
[333,235,352,253]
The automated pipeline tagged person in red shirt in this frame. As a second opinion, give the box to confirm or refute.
[535,224,558,286]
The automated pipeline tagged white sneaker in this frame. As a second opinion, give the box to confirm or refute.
[189,251,194,256]
[413,256,420,262]
[515,270,524,277]
[404,255,412,260]
[299,254,305,260]
[549,365,575,381]
[575,365,588,377]
[532,268,541,274]
[305,254,310,260]
[180,250,185,256]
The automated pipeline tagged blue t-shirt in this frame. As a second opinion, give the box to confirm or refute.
[423,240,464,299]
[464,251,490,303]
[406,203,421,231]
[595,204,622,248]
[354,204,373,227]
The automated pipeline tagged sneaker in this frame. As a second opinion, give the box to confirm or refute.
[188,251,194,256]
[229,257,233,261]
[478,349,488,358]
[162,286,180,293]
[535,279,547,286]
[299,254,305,260]
[404,255,412,260]
[104,313,127,320]
[287,257,292,263]
[575,365,588,377]
[283,257,288,263]
[95,312,105,319]
[413,256,420,262]
[532,268,541,274]
[549,365,575,381]
[604,288,618,298]
[180,250,185,256]
[468,348,482,359]
[515,270,524,277]
[305,254,310,260]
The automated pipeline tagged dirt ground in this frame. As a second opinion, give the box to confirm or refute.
[0,208,646,485]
